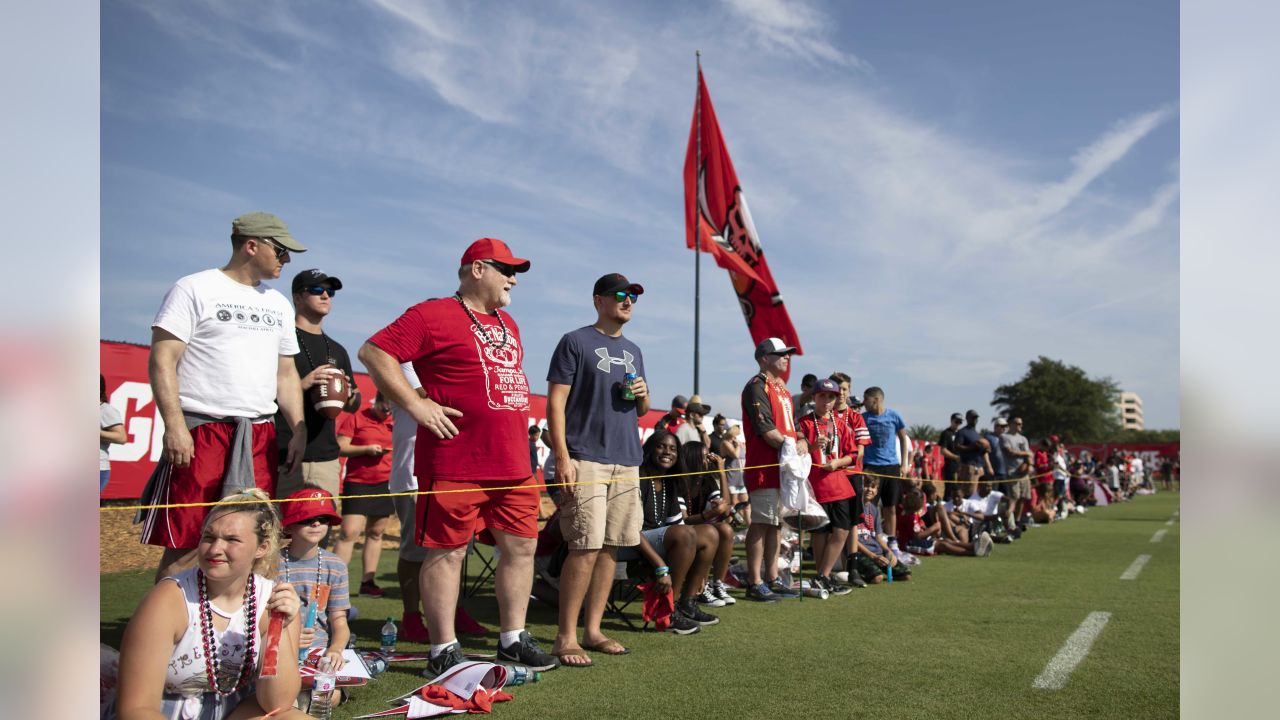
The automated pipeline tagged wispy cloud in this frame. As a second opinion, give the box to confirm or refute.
[721,0,870,70]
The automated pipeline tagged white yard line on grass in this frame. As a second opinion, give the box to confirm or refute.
[1032,611,1113,690]
[1165,518,1175,526]
[1119,554,1151,580]
[1151,529,1168,543]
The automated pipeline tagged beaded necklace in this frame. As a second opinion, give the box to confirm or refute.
[197,569,257,696]
[282,547,323,600]
[297,328,335,371]
[647,477,671,527]
[453,292,509,350]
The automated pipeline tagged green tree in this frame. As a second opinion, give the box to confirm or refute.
[908,423,940,442]
[991,356,1120,442]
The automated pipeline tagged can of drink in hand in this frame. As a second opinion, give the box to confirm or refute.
[621,372,637,400]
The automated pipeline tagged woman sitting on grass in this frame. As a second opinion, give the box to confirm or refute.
[111,489,307,720]
[616,430,720,634]
[677,440,737,608]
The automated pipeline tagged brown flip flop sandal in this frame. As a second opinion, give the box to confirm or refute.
[582,640,631,656]
[555,650,594,668]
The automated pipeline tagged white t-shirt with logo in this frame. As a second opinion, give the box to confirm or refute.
[152,269,299,418]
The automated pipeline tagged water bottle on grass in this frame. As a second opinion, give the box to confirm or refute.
[380,617,397,655]
[502,663,540,686]
[308,657,336,719]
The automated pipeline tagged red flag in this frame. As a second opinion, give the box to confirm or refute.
[683,69,803,362]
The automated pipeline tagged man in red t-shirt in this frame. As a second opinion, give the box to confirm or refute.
[358,238,558,675]
[740,337,805,602]
[796,378,857,595]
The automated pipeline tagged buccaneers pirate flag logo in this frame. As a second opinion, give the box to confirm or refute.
[683,68,803,362]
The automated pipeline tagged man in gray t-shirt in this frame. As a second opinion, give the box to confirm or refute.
[546,273,651,666]
[1000,417,1033,525]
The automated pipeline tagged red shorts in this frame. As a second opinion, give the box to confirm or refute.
[141,421,278,549]
[416,476,539,549]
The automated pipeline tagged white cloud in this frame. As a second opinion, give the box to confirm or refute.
[721,0,870,70]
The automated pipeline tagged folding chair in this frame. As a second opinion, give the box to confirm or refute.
[604,560,649,631]
[461,531,498,599]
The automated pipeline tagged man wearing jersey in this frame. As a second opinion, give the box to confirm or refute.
[740,337,806,602]
[358,238,558,676]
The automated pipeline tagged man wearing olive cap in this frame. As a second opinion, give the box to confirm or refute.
[143,212,309,582]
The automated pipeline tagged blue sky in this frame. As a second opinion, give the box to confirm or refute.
[101,0,1179,430]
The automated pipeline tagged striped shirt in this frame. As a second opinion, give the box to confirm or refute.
[277,548,350,648]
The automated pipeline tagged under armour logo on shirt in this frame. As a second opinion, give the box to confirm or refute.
[595,347,636,374]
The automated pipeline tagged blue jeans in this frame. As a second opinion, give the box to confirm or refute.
[100,469,110,493]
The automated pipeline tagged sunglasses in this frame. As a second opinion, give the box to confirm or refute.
[299,516,330,527]
[303,286,337,297]
[256,237,290,260]
[483,259,518,278]
[610,291,639,303]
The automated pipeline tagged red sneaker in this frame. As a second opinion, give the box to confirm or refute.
[455,606,490,636]
[400,611,431,644]
[359,579,386,597]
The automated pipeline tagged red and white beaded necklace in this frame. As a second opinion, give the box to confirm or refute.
[197,569,258,696]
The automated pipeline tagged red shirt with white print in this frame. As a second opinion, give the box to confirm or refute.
[367,297,531,482]
[797,413,856,503]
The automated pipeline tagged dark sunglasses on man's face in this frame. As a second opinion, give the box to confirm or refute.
[257,237,289,260]
[483,259,518,278]
[303,286,337,297]
[611,291,639,303]
[301,516,329,527]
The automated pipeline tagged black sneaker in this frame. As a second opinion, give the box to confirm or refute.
[423,643,466,679]
[745,582,781,603]
[678,599,720,626]
[668,610,702,635]
[769,579,800,598]
[847,573,867,588]
[823,576,853,596]
[497,630,560,672]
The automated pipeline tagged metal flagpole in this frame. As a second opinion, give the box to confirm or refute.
[693,50,702,395]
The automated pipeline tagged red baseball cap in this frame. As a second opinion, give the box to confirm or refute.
[281,488,341,527]
[460,237,530,272]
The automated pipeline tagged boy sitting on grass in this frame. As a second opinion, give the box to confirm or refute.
[897,488,992,557]
[277,489,352,673]
[850,477,910,584]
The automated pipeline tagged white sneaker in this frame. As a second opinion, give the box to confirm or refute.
[695,583,726,608]
[832,571,850,583]
[894,548,921,566]
[711,579,736,606]
[975,531,994,557]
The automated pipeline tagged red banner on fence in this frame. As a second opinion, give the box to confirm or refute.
[100,340,668,499]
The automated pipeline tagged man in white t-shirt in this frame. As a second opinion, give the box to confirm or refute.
[143,211,309,582]
[389,362,431,643]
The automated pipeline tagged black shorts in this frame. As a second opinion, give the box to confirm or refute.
[341,480,395,518]
[813,498,853,533]
[847,473,864,520]
[864,464,902,507]
[942,463,958,481]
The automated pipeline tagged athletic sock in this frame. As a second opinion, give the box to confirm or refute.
[499,629,524,648]
[430,641,459,658]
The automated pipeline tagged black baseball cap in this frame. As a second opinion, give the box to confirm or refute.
[965,409,980,420]
[593,273,644,296]
[754,337,798,359]
[950,412,963,422]
[292,268,343,293]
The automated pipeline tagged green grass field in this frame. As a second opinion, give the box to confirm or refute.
[101,492,1179,719]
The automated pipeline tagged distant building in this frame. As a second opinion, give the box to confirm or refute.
[1117,391,1144,430]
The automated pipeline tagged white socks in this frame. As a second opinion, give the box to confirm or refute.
[499,629,524,648]
[429,641,459,658]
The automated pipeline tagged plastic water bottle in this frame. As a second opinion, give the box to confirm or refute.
[886,563,893,584]
[621,372,637,400]
[502,663,541,686]
[789,548,801,574]
[380,617,397,655]
[308,658,337,719]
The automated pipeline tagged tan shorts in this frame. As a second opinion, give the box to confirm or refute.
[558,460,641,551]
[749,487,782,527]
[393,493,428,563]
[277,459,342,510]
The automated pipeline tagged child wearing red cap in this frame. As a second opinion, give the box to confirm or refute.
[277,488,351,672]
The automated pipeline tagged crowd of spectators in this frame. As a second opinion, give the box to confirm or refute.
[103,216,1178,718]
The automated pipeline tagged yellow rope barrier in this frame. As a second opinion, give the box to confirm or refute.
[100,460,1062,514]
